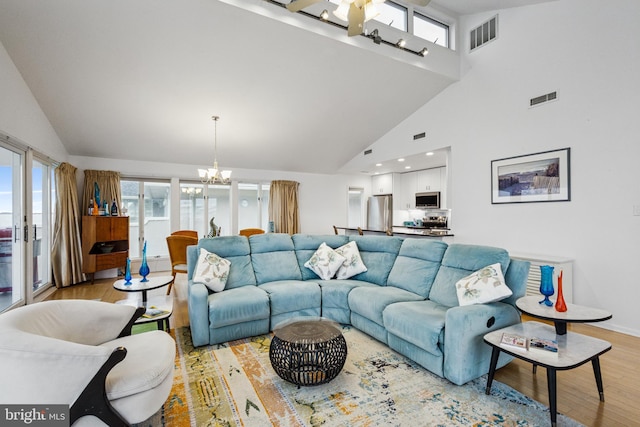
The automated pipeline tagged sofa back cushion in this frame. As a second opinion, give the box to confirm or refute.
[193,236,257,289]
[387,239,448,297]
[428,244,511,307]
[250,233,302,284]
[347,235,403,286]
[292,234,350,280]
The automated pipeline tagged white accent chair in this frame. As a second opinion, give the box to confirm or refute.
[0,300,175,426]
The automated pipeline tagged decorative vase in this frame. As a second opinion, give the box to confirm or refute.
[124,258,132,285]
[555,270,567,312]
[539,265,555,306]
[139,241,150,282]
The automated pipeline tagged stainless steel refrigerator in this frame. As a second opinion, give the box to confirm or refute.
[367,195,393,232]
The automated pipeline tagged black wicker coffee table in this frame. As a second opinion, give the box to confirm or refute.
[269,317,347,387]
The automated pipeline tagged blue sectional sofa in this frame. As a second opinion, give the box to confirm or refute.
[187,233,530,385]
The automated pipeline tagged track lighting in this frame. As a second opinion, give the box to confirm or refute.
[319,9,329,20]
[396,39,406,48]
[419,47,429,56]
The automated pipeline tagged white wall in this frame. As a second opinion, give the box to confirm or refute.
[70,155,371,236]
[0,41,67,160]
[366,0,640,336]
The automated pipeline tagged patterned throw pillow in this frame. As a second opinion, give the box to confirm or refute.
[304,242,346,280]
[455,263,513,306]
[193,248,231,292]
[334,241,368,280]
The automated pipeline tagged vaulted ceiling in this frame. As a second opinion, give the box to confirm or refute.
[0,0,553,175]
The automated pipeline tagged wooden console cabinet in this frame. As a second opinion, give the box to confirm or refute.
[82,216,129,283]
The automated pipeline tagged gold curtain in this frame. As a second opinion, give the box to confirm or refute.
[82,170,122,215]
[268,180,300,234]
[51,163,85,287]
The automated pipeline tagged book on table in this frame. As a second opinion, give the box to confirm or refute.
[500,333,558,355]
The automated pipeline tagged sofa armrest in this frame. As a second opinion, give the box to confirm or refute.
[443,302,520,385]
[188,280,211,347]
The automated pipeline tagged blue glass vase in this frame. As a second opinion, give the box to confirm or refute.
[124,257,132,285]
[539,265,555,306]
[139,241,150,282]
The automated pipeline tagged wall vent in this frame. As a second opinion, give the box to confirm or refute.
[364,149,373,155]
[470,15,498,52]
[413,132,426,140]
[530,91,558,107]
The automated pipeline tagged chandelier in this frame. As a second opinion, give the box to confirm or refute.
[198,116,231,184]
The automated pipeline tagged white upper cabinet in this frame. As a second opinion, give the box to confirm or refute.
[397,172,417,209]
[371,173,394,195]
[416,168,441,192]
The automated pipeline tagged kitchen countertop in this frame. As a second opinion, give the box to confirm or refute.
[334,226,454,238]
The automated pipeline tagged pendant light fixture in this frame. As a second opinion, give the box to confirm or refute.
[198,116,231,184]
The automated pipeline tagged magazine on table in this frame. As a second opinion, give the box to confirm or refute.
[142,306,170,318]
[500,333,558,355]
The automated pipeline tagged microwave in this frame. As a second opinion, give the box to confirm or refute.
[415,192,440,209]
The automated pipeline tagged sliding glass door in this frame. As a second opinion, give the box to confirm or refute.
[31,158,53,294]
[0,145,24,311]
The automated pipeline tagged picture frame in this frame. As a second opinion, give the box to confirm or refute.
[491,148,570,204]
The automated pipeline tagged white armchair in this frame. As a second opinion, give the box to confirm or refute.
[0,299,175,426]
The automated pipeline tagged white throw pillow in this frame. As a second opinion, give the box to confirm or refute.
[193,248,231,292]
[304,242,346,280]
[455,263,513,306]
[334,241,368,280]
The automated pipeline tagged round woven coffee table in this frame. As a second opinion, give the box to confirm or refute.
[269,317,347,387]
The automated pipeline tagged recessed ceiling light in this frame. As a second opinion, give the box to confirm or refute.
[405,166,411,169]
[376,163,382,167]
[398,158,405,162]
[426,152,434,156]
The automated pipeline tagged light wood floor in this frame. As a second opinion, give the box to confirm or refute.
[48,274,640,427]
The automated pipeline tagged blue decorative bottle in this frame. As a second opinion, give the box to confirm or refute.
[539,265,555,306]
[139,241,150,282]
[124,257,132,285]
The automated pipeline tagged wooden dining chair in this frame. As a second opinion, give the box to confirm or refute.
[239,228,265,237]
[171,230,198,238]
[357,227,364,236]
[165,235,198,294]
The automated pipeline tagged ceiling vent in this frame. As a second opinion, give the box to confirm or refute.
[470,15,498,52]
[530,91,558,107]
[413,132,426,140]
[364,149,373,155]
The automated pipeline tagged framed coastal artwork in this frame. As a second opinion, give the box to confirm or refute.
[491,148,571,204]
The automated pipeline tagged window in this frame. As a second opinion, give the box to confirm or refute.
[373,2,407,32]
[413,13,449,48]
[238,183,270,232]
[347,188,364,228]
[121,179,170,258]
[179,183,204,236]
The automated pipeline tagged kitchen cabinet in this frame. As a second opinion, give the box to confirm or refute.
[371,173,394,195]
[416,168,442,192]
[82,216,129,283]
[397,172,417,209]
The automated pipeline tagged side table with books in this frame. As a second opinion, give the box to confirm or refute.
[484,321,611,427]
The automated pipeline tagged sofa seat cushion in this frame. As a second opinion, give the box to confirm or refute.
[101,330,176,400]
[259,280,321,316]
[348,286,423,326]
[208,286,270,328]
[319,279,377,309]
[429,244,511,308]
[383,300,448,357]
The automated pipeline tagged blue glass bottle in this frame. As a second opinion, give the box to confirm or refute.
[139,241,150,282]
[124,257,132,285]
[539,265,554,306]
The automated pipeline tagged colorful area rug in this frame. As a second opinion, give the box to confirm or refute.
[140,326,584,427]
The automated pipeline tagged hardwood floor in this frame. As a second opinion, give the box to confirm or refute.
[48,275,640,427]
